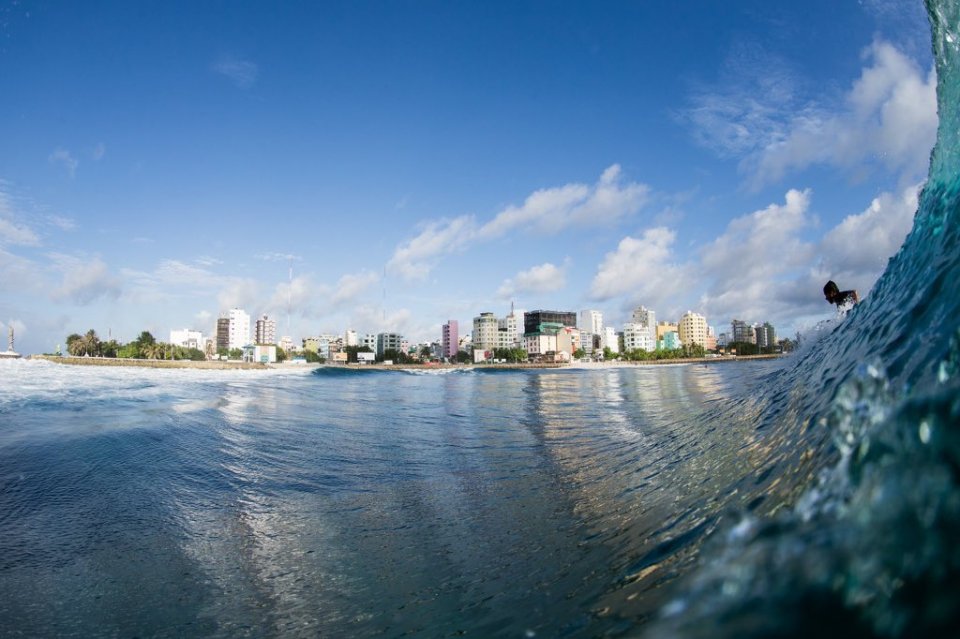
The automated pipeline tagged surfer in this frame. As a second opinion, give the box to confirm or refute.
[823,280,859,309]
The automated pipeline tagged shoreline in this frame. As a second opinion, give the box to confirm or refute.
[26,353,783,371]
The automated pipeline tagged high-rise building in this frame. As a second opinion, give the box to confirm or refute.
[344,329,358,347]
[755,322,776,349]
[497,311,520,349]
[473,312,499,352]
[216,317,230,352]
[731,319,751,343]
[224,308,250,350]
[523,310,577,335]
[578,310,603,336]
[255,315,276,345]
[442,320,459,360]
[678,311,708,347]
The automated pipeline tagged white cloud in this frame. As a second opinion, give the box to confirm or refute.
[331,270,379,304]
[48,148,79,178]
[750,41,936,187]
[387,166,650,281]
[48,254,121,305]
[497,261,568,298]
[265,274,314,318]
[819,182,919,290]
[477,165,648,239]
[590,227,684,303]
[386,214,475,281]
[698,189,815,322]
[213,56,259,89]
[682,40,936,189]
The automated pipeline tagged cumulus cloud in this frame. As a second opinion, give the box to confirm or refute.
[213,56,259,89]
[497,261,568,298]
[387,166,650,281]
[818,182,919,290]
[682,40,936,189]
[48,254,121,305]
[48,148,79,178]
[590,227,685,305]
[698,189,815,322]
[477,165,648,239]
[256,252,302,262]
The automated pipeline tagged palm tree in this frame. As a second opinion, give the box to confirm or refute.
[66,333,84,356]
[80,330,100,357]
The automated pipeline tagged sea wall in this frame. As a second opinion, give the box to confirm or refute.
[29,355,268,370]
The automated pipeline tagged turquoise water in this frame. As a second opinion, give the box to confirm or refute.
[2,0,959,635]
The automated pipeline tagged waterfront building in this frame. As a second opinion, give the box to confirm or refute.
[731,319,753,344]
[216,317,230,352]
[755,322,776,350]
[497,310,521,349]
[279,335,295,353]
[578,310,603,336]
[524,310,577,334]
[362,334,378,353]
[442,320,459,360]
[254,315,277,345]
[524,330,558,358]
[223,308,250,351]
[556,326,582,357]
[631,306,656,329]
[377,332,403,358]
[473,312,499,352]
[602,326,619,354]
[344,329,358,347]
[170,329,203,350]
[678,311,708,347]
[622,322,654,352]
[658,331,682,350]
[656,321,678,341]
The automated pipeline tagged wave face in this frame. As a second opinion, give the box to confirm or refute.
[645,1,960,635]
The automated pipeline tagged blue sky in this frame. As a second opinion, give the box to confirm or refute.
[0,0,938,353]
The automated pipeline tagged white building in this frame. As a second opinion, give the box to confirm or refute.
[679,311,708,347]
[622,322,654,352]
[497,311,521,349]
[344,329,358,347]
[169,329,203,350]
[602,326,619,354]
[227,308,251,351]
[279,335,296,353]
[579,310,603,336]
[631,306,656,348]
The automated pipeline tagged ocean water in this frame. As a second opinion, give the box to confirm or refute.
[0,360,795,637]
[2,0,959,635]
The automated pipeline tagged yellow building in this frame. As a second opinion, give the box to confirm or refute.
[678,311,708,347]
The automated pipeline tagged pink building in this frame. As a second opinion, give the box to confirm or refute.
[442,320,459,360]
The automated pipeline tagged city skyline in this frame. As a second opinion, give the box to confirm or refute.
[0,1,935,354]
